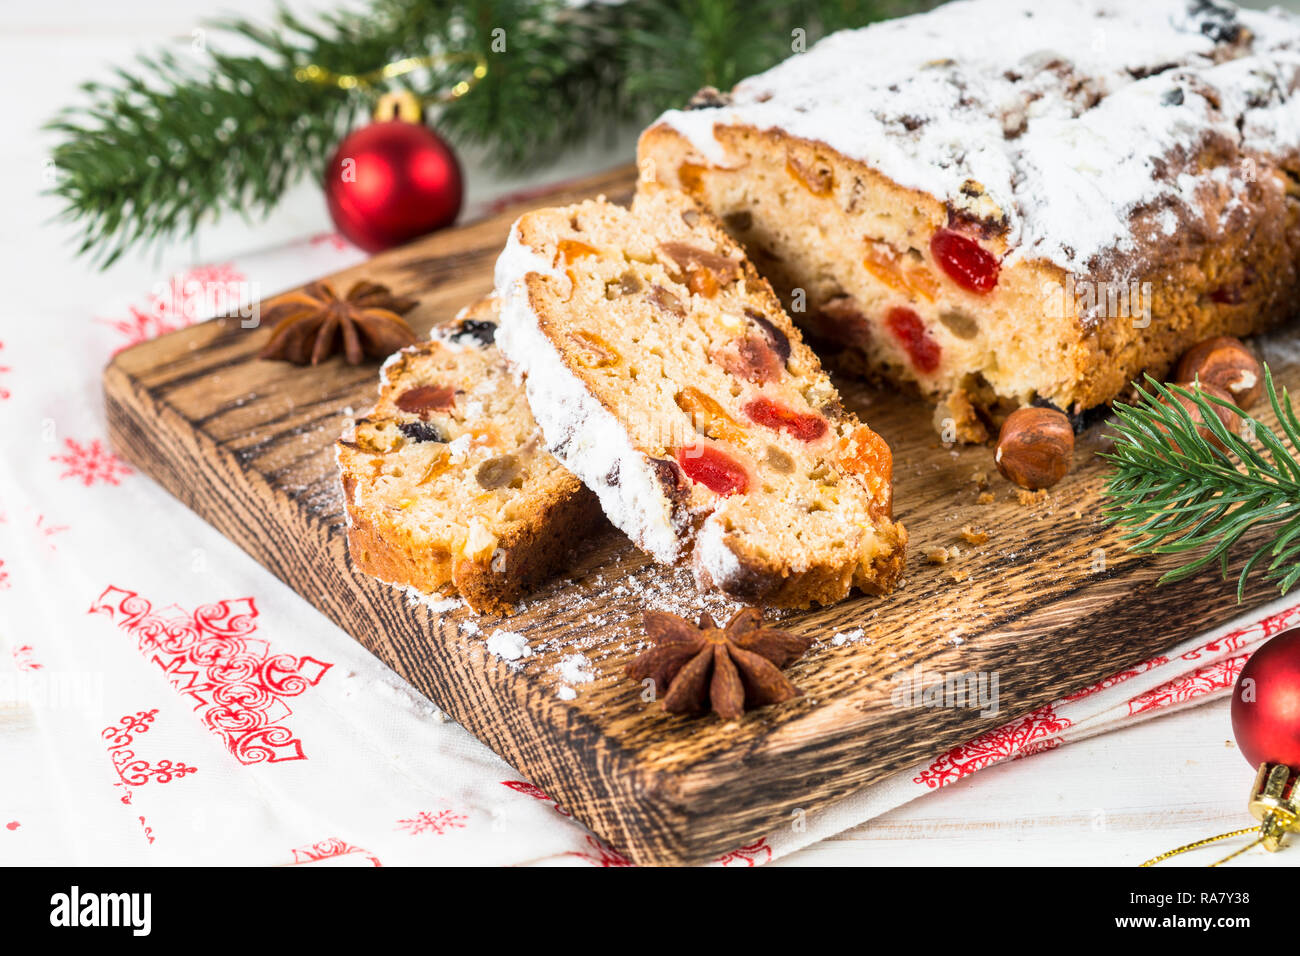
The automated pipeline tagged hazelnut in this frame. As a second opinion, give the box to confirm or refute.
[1159,381,1242,453]
[995,407,1074,490]
[1174,336,1262,408]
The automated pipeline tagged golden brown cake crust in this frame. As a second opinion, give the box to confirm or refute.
[337,299,602,615]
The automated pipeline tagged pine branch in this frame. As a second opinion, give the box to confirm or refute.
[45,0,929,268]
[1102,367,1300,601]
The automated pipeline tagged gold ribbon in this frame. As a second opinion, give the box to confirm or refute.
[294,51,488,103]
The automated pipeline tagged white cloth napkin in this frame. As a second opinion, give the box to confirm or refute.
[0,231,1285,866]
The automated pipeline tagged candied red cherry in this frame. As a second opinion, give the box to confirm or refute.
[742,397,827,442]
[930,229,1000,294]
[676,444,749,496]
[886,306,941,374]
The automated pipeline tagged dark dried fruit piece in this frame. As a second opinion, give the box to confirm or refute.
[398,421,446,444]
[743,397,827,442]
[930,229,1000,293]
[449,319,497,347]
[648,284,685,317]
[886,306,941,374]
[605,270,644,299]
[746,310,791,364]
[676,444,750,496]
[648,457,690,505]
[475,454,521,490]
[626,608,812,720]
[723,210,754,232]
[396,384,457,416]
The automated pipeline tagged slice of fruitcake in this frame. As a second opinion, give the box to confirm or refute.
[336,297,602,614]
[493,185,906,608]
[638,0,1300,441]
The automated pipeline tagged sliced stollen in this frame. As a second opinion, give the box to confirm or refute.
[336,297,602,614]
[493,186,906,608]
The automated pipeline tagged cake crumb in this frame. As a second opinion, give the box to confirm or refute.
[960,525,989,545]
[948,568,970,583]
[1014,488,1049,506]
[926,545,961,565]
[970,469,989,490]
[977,491,995,505]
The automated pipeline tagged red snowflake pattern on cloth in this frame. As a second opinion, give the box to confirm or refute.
[291,837,382,867]
[51,438,133,487]
[913,705,1074,789]
[713,838,773,867]
[309,232,350,252]
[5,822,19,831]
[11,645,40,671]
[0,560,9,590]
[102,709,197,804]
[0,341,10,400]
[1127,656,1247,716]
[138,817,155,845]
[395,810,468,836]
[1061,657,1169,702]
[1180,601,1300,662]
[565,835,633,867]
[89,585,331,764]
[100,264,249,352]
[501,779,572,817]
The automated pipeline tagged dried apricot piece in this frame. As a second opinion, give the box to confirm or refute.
[676,388,746,442]
[568,330,620,368]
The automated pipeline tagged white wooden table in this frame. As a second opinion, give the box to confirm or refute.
[3,0,1296,868]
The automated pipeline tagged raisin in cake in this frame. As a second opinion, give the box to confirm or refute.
[638,0,1300,441]
[493,186,906,608]
[336,297,602,614]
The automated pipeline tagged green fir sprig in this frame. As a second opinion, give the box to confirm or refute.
[45,0,927,267]
[1102,367,1300,602]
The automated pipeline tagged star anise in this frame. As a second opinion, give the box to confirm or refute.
[627,608,813,719]
[258,279,419,365]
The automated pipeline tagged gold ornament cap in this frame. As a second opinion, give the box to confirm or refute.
[1248,762,1300,851]
[373,90,424,124]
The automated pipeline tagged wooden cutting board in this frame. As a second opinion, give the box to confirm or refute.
[103,164,1298,865]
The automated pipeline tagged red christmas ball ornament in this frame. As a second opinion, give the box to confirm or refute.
[324,93,463,253]
[1231,627,1300,769]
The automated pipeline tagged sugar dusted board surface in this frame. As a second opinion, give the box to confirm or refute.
[104,165,1300,866]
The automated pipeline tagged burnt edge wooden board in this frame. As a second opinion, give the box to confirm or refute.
[103,164,1297,865]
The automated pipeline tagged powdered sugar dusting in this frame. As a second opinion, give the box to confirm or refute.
[655,0,1300,276]
[486,628,532,663]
